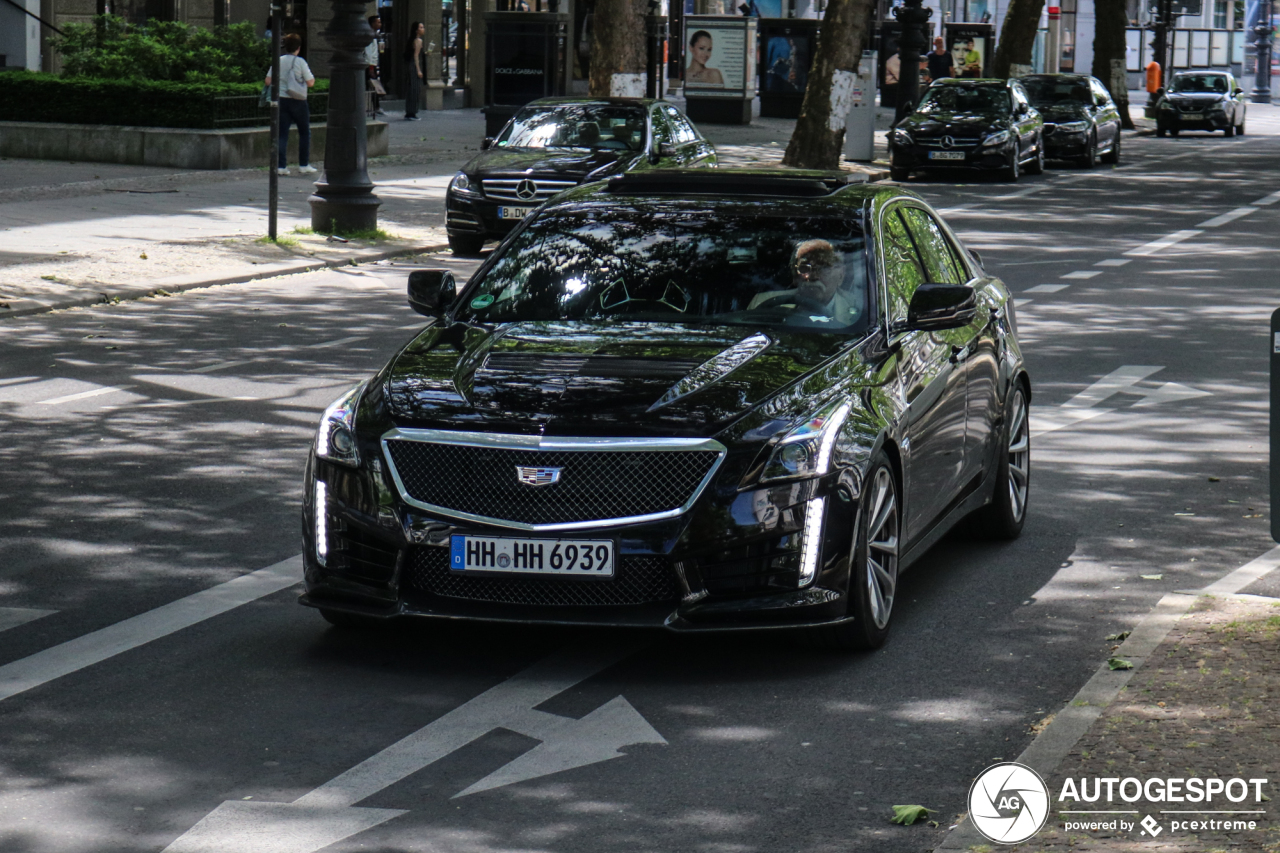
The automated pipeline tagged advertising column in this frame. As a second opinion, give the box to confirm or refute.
[683,16,757,124]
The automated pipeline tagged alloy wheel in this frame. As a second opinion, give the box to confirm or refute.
[865,467,899,630]
[1006,388,1030,523]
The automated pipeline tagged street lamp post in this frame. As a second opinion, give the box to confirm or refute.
[893,0,932,124]
[1253,0,1273,104]
[309,0,382,234]
[645,0,668,100]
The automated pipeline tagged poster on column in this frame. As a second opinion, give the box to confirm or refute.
[944,23,994,79]
[684,17,756,97]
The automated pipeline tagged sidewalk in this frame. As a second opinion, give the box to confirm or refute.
[934,548,1280,852]
[0,103,888,319]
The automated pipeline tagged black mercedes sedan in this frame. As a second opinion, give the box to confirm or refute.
[302,170,1031,650]
[889,78,1044,182]
[444,97,716,256]
[1020,73,1122,166]
[1155,70,1247,137]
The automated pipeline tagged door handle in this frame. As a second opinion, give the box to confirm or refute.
[949,344,970,364]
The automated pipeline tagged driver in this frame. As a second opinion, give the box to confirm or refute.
[748,239,860,323]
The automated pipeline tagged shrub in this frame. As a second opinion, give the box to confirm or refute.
[51,15,271,84]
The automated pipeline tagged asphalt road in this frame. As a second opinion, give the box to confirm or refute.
[0,125,1277,853]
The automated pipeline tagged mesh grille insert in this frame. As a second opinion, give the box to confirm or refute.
[408,547,680,606]
[384,440,721,525]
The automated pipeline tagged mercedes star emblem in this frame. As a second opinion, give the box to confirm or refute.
[941,136,955,149]
[515,179,538,200]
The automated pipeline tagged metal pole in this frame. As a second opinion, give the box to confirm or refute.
[1253,0,1272,103]
[1272,307,1280,544]
[1046,5,1061,73]
[893,0,932,124]
[645,0,667,100]
[269,3,281,241]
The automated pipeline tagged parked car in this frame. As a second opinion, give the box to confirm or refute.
[302,170,1032,650]
[1155,70,1247,137]
[1020,73,1122,166]
[444,97,716,255]
[889,78,1045,182]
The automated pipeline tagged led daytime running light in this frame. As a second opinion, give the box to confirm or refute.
[314,480,328,566]
[799,496,826,586]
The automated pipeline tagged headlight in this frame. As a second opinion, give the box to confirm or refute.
[449,171,477,195]
[761,400,853,483]
[1057,120,1089,132]
[1159,102,1175,111]
[891,129,913,146]
[982,130,1011,147]
[1208,100,1226,112]
[315,382,365,467]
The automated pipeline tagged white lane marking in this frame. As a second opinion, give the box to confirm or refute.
[164,644,662,853]
[1060,270,1101,280]
[191,359,255,374]
[0,607,56,634]
[1252,190,1280,206]
[37,386,125,406]
[1095,258,1131,267]
[1013,298,1033,307]
[1031,365,1210,436]
[1197,207,1258,228]
[1025,284,1069,294]
[0,556,301,703]
[937,204,975,215]
[1124,229,1203,257]
[308,336,368,349]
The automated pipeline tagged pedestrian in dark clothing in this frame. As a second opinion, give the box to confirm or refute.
[926,37,954,82]
[405,21,424,121]
[265,33,316,175]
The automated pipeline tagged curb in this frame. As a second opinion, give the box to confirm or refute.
[934,544,1280,851]
[0,241,451,321]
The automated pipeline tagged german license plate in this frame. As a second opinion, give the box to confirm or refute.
[450,534,614,577]
[498,206,532,219]
[1181,112,1203,120]
[928,151,966,161]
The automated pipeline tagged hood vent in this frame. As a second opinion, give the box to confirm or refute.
[481,353,703,379]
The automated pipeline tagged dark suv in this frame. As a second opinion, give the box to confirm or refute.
[889,78,1045,182]
[1155,70,1247,137]
[302,170,1031,650]
[444,98,716,255]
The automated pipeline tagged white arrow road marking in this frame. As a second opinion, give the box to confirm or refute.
[0,607,56,634]
[1252,189,1280,206]
[1197,206,1259,228]
[1030,366,1210,437]
[1025,284,1069,293]
[164,644,663,853]
[0,556,300,703]
[36,386,126,405]
[1060,270,1100,280]
[1094,259,1131,267]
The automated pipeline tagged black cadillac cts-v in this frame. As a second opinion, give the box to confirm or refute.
[302,171,1031,649]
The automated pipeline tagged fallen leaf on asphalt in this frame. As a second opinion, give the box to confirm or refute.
[139,252,148,259]
[1108,658,1134,670]
[1141,574,1163,580]
[153,289,171,297]
[1208,476,1220,482]
[104,346,119,350]
[890,805,934,825]
[1106,631,1131,641]
[278,323,287,328]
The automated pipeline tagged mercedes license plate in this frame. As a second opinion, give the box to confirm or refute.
[928,151,966,161]
[450,534,615,577]
[1181,112,1203,120]
[498,206,532,220]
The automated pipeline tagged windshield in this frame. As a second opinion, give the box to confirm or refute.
[1021,77,1091,107]
[495,105,647,152]
[917,85,1010,116]
[454,208,870,333]
[1170,75,1230,94]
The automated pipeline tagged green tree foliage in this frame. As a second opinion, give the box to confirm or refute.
[51,15,270,84]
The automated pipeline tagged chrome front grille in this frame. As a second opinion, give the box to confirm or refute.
[408,547,681,606]
[381,430,726,530]
[917,136,982,150]
[481,177,578,203]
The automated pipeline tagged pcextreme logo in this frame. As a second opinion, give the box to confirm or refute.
[968,762,1051,844]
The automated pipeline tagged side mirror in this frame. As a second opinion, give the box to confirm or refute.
[480,137,493,150]
[1016,103,1029,115]
[407,269,457,318]
[902,283,977,332]
[1235,88,1245,96]
[968,249,984,269]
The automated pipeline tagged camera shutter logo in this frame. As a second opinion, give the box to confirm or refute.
[967,762,1050,844]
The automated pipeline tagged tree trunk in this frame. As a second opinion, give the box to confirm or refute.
[1092,0,1135,128]
[992,0,1047,78]
[781,0,873,169]
[589,0,648,97]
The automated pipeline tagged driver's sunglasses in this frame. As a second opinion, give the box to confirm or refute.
[793,257,836,275]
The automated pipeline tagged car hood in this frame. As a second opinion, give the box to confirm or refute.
[899,111,1009,136]
[380,320,859,437]
[1167,92,1227,103]
[464,148,639,182]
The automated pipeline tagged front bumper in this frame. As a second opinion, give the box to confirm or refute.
[1042,126,1091,157]
[445,191,533,240]
[301,453,857,632]
[1159,109,1232,131]
[890,141,1013,172]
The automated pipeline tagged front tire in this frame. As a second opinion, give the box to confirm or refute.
[1079,132,1098,168]
[805,453,900,651]
[1237,116,1246,135]
[965,383,1030,540]
[1025,138,1045,175]
[1156,122,1168,138]
[1001,151,1020,182]
[890,166,911,182]
[448,233,486,256]
[1224,122,1236,137]
[1101,132,1121,164]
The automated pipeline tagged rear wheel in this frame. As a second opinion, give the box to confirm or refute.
[805,453,900,651]
[1101,132,1121,164]
[448,233,486,256]
[964,384,1030,540]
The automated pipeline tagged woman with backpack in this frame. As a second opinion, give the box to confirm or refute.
[264,33,317,175]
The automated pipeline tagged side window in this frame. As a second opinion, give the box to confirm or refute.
[902,208,964,285]
[882,208,929,324]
